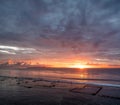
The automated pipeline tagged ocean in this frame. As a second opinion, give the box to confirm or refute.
[0,68,120,86]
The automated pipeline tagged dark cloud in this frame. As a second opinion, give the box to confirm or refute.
[0,0,120,64]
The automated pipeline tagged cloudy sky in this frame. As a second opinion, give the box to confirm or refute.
[0,0,120,67]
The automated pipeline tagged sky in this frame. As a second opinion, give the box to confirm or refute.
[0,0,120,68]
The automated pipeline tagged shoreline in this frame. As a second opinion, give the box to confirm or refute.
[0,75,120,88]
[0,76,120,105]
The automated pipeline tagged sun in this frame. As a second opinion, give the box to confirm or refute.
[70,64,89,69]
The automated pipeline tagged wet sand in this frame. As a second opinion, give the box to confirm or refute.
[0,76,120,105]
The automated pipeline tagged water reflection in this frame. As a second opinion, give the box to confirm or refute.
[0,68,120,85]
[79,73,88,78]
[0,69,89,79]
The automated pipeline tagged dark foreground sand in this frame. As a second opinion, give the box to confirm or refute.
[0,76,120,105]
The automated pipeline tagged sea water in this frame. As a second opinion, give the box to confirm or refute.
[0,68,120,86]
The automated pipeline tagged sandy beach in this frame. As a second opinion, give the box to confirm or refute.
[0,76,120,105]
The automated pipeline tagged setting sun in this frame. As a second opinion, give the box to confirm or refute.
[70,64,89,69]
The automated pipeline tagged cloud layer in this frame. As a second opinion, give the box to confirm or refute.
[0,0,120,65]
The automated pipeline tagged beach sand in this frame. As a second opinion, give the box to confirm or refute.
[0,76,120,105]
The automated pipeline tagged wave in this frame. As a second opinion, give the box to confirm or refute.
[1,75,120,88]
[61,77,120,82]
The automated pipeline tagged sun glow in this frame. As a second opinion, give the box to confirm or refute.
[70,64,89,69]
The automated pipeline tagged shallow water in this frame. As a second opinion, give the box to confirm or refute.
[0,68,120,85]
